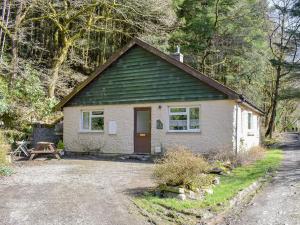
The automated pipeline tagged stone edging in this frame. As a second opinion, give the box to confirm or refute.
[201,177,267,225]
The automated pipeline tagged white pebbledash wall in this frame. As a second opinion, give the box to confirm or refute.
[63,99,260,154]
[233,104,261,153]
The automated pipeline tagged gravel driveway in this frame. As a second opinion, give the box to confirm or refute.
[0,158,155,225]
[224,133,300,225]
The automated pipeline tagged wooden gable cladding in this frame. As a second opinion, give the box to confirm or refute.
[65,46,228,107]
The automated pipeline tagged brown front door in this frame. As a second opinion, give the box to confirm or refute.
[134,108,151,154]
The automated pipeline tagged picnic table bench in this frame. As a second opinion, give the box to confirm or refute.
[29,142,61,160]
[11,141,31,158]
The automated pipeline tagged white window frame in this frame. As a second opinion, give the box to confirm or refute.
[80,110,104,132]
[247,112,256,136]
[168,106,200,132]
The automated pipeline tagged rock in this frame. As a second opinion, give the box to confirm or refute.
[178,188,185,194]
[159,185,185,194]
[187,190,204,200]
[177,193,186,200]
[213,177,220,185]
[163,191,186,200]
[155,190,162,197]
[201,211,214,219]
[204,188,213,195]
[163,191,177,198]
[159,186,206,200]
[188,190,196,199]
[166,212,176,218]
[128,155,150,161]
[210,167,223,174]
[224,161,233,169]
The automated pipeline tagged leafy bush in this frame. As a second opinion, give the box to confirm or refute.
[153,146,213,191]
[2,129,27,144]
[0,146,7,165]
[0,130,10,165]
[0,166,13,176]
[0,64,59,136]
[57,140,64,150]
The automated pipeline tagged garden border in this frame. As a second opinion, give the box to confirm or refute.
[201,176,270,225]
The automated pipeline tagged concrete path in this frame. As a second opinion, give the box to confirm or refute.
[224,133,300,225]
[0,159,154,225]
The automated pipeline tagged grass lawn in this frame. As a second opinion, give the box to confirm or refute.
[134,149,283,225]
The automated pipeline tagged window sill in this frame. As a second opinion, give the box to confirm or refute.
[167,130,201,133]
[78,130,104,134]
[247,132,255,136]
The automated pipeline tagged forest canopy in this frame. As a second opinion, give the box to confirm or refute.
[0,0,299,140]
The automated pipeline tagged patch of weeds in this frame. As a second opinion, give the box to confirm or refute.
[134,149,283,224]
[0,166,13,176]
[263,137,279,147]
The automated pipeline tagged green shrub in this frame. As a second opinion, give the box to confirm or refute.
[0,147,7,165]
[0,131,10,165]
[57,140,64,149]
[0,166,13,176]
[154,146,213,191]
[2,129,27,144]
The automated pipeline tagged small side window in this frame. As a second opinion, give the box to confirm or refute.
[247,113,252,130]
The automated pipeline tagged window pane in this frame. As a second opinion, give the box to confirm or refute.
[170,108,186,113]
[169,115,187,130]
[189,107,199,129]
[92,111,103,116]
[82,112,90,130]
[91,117,104,130]
[248,113,252,129]
[137,111,150,133]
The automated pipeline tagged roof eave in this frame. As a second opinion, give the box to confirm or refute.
[237,98,265,115]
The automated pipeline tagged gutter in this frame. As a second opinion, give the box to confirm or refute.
[238,95,265,116]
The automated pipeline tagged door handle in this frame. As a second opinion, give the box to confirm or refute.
[139,133,146,137]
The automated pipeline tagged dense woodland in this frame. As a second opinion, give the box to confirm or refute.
[0,0,299,142]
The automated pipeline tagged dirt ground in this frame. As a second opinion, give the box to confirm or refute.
[0,158,155,225]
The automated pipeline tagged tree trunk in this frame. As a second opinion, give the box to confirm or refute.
[48,44,70,98]
[9,1,24,85]
[10,34,18,83]
[0,0,7,44]
[0,0,10,62]
[265,67,281,138]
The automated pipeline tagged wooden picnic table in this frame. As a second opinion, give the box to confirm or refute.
[29,142,61,160]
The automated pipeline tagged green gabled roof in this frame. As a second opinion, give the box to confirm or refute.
[55,38,263,114]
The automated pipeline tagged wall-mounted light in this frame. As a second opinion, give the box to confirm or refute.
[158,105,162,109]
